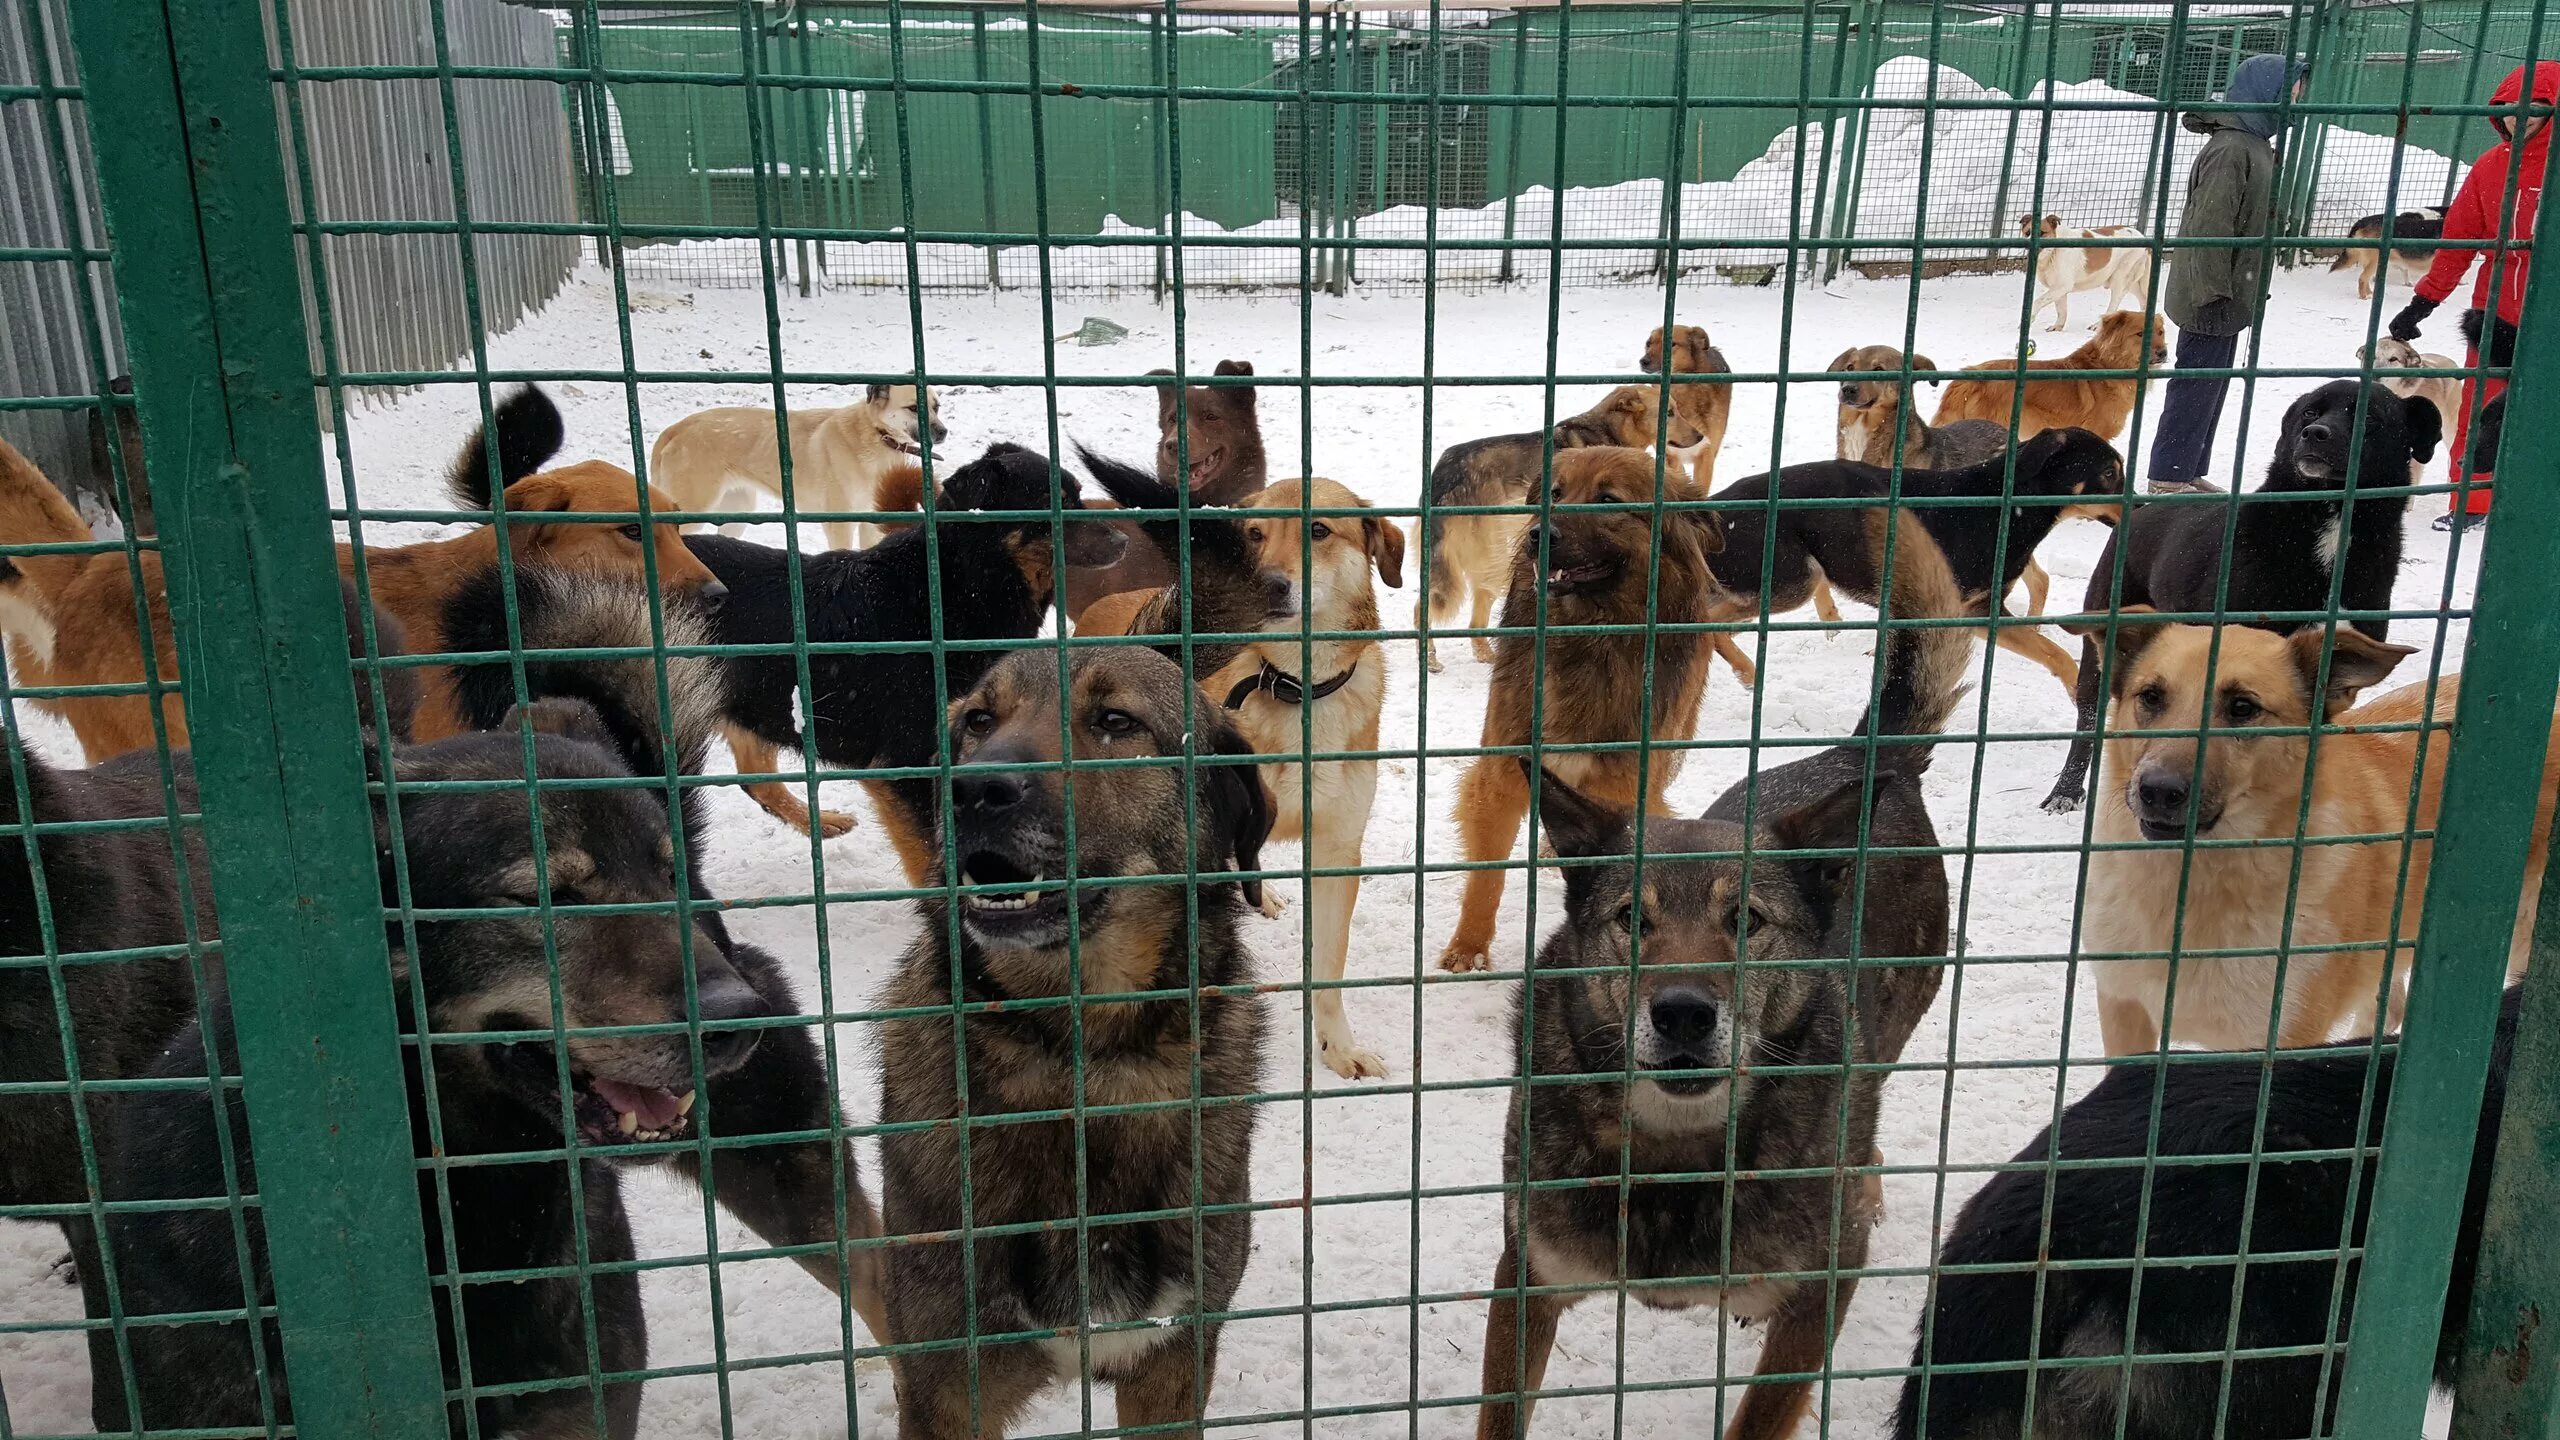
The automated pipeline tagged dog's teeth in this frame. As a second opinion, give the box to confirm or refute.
[617,1109,640,1136]
[1019,888,1042,904]
[678,1090,697,1116]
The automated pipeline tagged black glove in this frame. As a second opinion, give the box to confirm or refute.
[2389,296,2439,343]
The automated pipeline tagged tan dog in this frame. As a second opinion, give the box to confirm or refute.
[1438,447,1725,974]
[2360,337,2466,479]
[2078,616,2558,1056]
[0,391,721,762]
[650,382,942,551]
[1934,308,2168,442]
[1212,479,1404,1079]
[1642,323,1733,487]
[2022,214,2155,333]
[1417,386,1695,673]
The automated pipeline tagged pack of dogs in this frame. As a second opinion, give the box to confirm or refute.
[1,267,2540,1438]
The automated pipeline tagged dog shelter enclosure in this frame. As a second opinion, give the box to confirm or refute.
[5,0,2560,1436]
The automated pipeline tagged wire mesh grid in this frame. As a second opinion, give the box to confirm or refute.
[3,0,2559,1438]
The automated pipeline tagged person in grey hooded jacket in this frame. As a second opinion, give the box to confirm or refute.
[2148,53,2311,491]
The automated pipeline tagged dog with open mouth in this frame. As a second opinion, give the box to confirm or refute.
[1474,757,1947,1440]
[1439,445,1725,974]
[875,646,1271,1438]
[97,701,886,1438]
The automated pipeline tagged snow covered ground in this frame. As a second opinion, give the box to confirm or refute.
[0,258,2481,1437]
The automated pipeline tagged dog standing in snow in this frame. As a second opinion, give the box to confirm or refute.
[2022,214,2156,332]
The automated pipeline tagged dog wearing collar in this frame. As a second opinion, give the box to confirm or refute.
[875,646,1271,1437]
[1209,477,1405,1080]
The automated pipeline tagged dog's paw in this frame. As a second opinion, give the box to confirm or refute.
[1424,650,1445,675]
[814,807,859,838]
[1437,941,1491,973]
[1320,1034,1389,1081]
[1257,888,1289,921]
[2040,790,2084,816]
[48,1251,76,1286]
[1469,640,1497,666]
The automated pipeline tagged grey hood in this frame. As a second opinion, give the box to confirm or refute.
[2187,53,2307,140]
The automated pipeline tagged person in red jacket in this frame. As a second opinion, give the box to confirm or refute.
[2390,61,2557,533]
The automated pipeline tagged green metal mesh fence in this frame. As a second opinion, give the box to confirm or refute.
[4,0,2560,1437]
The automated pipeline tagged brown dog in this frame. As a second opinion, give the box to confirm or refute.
[1417,386,1696,673]
[1932,308,2168,443]
[1438,446,1725,973]
[1062,359,1268,625]
[2077,616,2559,1056]
[0,388,720,764]
[1643,323,1733,487]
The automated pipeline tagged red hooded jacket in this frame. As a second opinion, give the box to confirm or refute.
[2415,61,2558,325]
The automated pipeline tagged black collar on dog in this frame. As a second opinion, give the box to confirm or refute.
[1224,659,1356,710]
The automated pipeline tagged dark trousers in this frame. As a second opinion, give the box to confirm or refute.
[2147,327,2243,485]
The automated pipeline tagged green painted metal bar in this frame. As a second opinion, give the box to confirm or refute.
[2334,145,2560,1440]
[62,0,447,1434]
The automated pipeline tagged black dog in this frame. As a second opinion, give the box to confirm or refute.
[689,442,1123,884]
[2041,380,2439,812]
[1893,986,2518,1439]
[100,702,874,1437]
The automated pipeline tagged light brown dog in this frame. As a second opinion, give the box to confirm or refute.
[0,396,720,764]
[1417,387,1696,674]
[1438,447,1725,973]
[1213,478,1403,1079]
[2360,337,2466,480]
[2022,214,2154,333]
[1642,323,1733,487]
[1933,308,2168,443]
[2078,616,2559,1056]
[650,382,942,551]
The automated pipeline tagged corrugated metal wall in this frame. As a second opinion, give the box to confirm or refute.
[0,0,576,528]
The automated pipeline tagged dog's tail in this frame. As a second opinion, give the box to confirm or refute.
[1855,507,1973,752]
[2460,308,2519,368]
[0,435,93,549]
[446,385,568,509]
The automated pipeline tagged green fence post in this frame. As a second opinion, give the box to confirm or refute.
[975,5,1003,290]
[63,0,447,1434]
[2334,207,2560,1440]
[1497,13,1529,283]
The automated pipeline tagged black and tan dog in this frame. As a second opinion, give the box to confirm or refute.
[876,646,1270,1438]
[2332,206,2444,299]
[1704,427,2125,700]
[1477,744,1950,1440]
[1895,985,2519,1440]
[2041,379,2438,813]
[1417,388,1699,672]
[691,443,1125,884]
[1064,359,1269,625]
[97,701,884,1438]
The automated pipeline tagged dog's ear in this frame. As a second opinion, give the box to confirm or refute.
[1211,359,1258,414]
[2043,214,2062,235]
[2289,627,2417,718]
[494,471,579,516]
[1765,772,1877,906]
[1909,353,1939,379]
[1363,507,1407,589]
[503,697,621,752]
[1198,710,1274,910]
[1517,759,1628,864]
[1063,514,1128,569]
[2061,603,2174,697]
[1824,346,1861,376]
[936,445,1019,512]
[2400,394,2443,463]
[1146,368,1183,426]
[864,383,892,406]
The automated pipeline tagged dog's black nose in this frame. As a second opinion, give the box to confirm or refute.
[2301,421,2336,447]
[694,966,768,1071]
[1650,988,1721,1050]
[696,578,729,606]
[952,762,1028,813]
[2135,769,2190,823]
[1261,572,1294,614]
[1839,385,1860,404]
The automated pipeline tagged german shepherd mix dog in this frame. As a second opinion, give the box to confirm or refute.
[1417,387,1698,673]
[2020,215,2154,333]
[1933,309,2168,444]
[2040,379,2440,813]
[2332,206,2445,299]
[1476,751,1951,1440]
[100,703,886,1439]
[1438,447,1725,974]
[876,648,1271,1438]
[651,381,945,551]
[1895,986,2521,1440]
[1067,447,1270,680]
[691,443,1125,888]
[1063,358,1269,624]
[2072,618,2557,1055]
[0,388,723,762]
[1702,428,2121,701]
[1644,323,1735,487]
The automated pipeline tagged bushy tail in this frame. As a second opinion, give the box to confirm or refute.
[1856,508,1973,752]
[0,435,94,549]
[446,385,568,508]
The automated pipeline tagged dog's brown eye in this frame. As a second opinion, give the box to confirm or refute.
[1094,709,1142,739]
[2135,684,2167,714]
[1245,525,1264,544]
[618,524,645,543]
[2225,694,2263,724]
[959,708,997,737]
[1309,522,1331,541]
[1615,902,1651,937]
[1592,491,1618,506]
[1730,902,1769,937]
